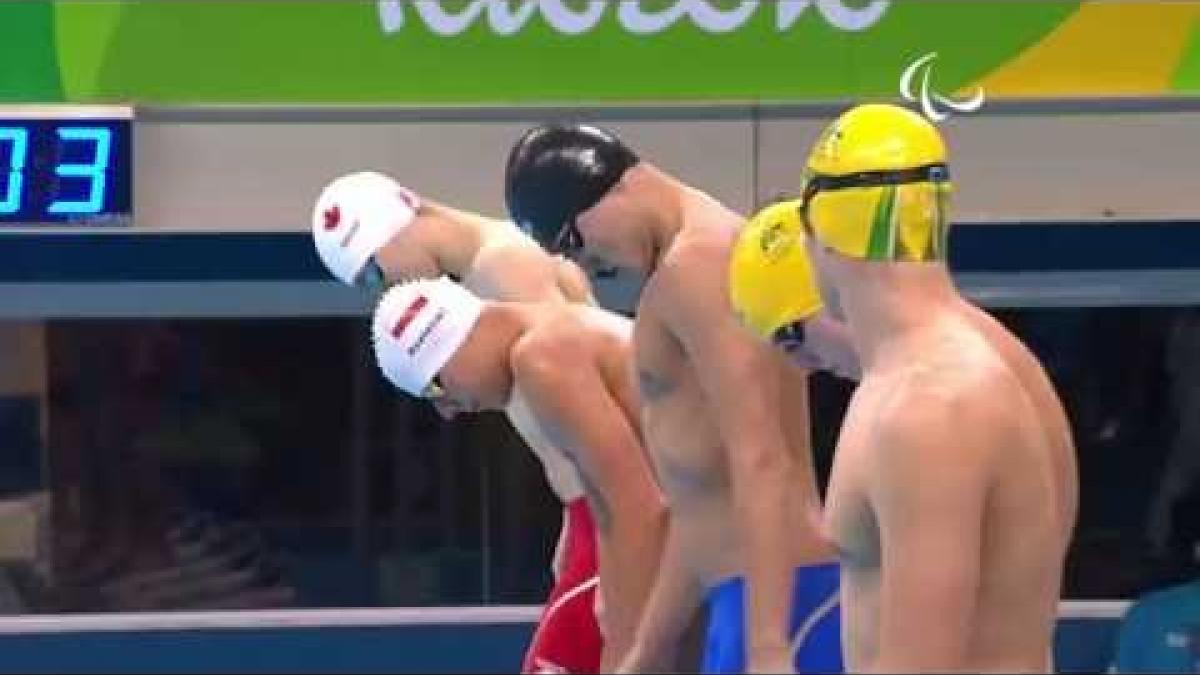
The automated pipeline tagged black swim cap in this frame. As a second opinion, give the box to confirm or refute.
[504,123,639,253]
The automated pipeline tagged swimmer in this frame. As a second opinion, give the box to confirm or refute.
[311,172,649,672]
[370,277,666,668]
[795,103,1078,672]
[506,124,847,673]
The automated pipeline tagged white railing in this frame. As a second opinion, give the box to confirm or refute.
[0,601,1126,634]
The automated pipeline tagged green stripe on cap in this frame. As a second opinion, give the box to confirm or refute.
[866,185,897,260]
[932,189,948,260]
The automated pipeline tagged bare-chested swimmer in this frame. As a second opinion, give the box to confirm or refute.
[370,276,666,669]
[506,125,856,673]
[789,103,1078,672]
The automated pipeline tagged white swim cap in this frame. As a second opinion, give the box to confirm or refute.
[312,171,422,285]
[371,276,485,397]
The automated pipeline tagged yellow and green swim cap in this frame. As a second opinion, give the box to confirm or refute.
[802,103,953,262]
[729,199,823,344]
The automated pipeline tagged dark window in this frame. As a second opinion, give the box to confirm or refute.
[0,317,558,614]
[0,305,1190,614]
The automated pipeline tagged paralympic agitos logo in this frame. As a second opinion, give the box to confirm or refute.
[377,0,890,36]
[899,52,986,123]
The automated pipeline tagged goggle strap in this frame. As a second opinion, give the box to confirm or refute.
[806,163,950,194]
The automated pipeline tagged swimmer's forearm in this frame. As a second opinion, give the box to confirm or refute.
[550,514,570,581]
[621,524,700,671]
[551,381,667,651]
[602,434,670,614]
[702,358,796,663]
[734,449,798,666]
[630,545,696,652]
[603,508,669,662]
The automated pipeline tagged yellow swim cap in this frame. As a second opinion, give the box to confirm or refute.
[729,199,823,344]
[802,103,953,262]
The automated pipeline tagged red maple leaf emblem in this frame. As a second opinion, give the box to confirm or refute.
[323,205,341,231]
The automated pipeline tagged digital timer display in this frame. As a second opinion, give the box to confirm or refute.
[0,107,132,226]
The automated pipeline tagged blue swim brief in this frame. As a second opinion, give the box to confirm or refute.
[702,563,843,673]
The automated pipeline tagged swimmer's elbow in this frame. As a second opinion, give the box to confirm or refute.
[613,489,667,533]
[643,498,669,529]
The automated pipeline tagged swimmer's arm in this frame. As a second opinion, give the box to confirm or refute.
[473,239,595,304]
[656,246,800,670]
[515,348,668,662]
[869,400,990,672]
[551,514,569,582]
[619,519,703,672]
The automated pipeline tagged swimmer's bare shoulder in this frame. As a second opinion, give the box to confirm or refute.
[636,230,734,368]
[869,357,1013,454]
[862,362,1016,669]
[511,312,596,391]
[649,225,732,309]
[510,312,642,480]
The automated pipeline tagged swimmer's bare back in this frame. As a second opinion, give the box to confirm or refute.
[958,300,1079,538]
[825,320,1074,673]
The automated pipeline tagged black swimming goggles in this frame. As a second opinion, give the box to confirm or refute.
[772,321,808,352]
[549,219,585,257]
[420,374,446,401]
[799,163,950,231]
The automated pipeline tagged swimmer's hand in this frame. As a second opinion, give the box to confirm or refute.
[613,654,638,673]
[613,644,651,674]
[747,648,796,674]
[614,632,681,674]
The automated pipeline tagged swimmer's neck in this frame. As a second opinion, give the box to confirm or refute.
[833,260,961,370]
[622,164,689,273]
[476,301,538,410]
